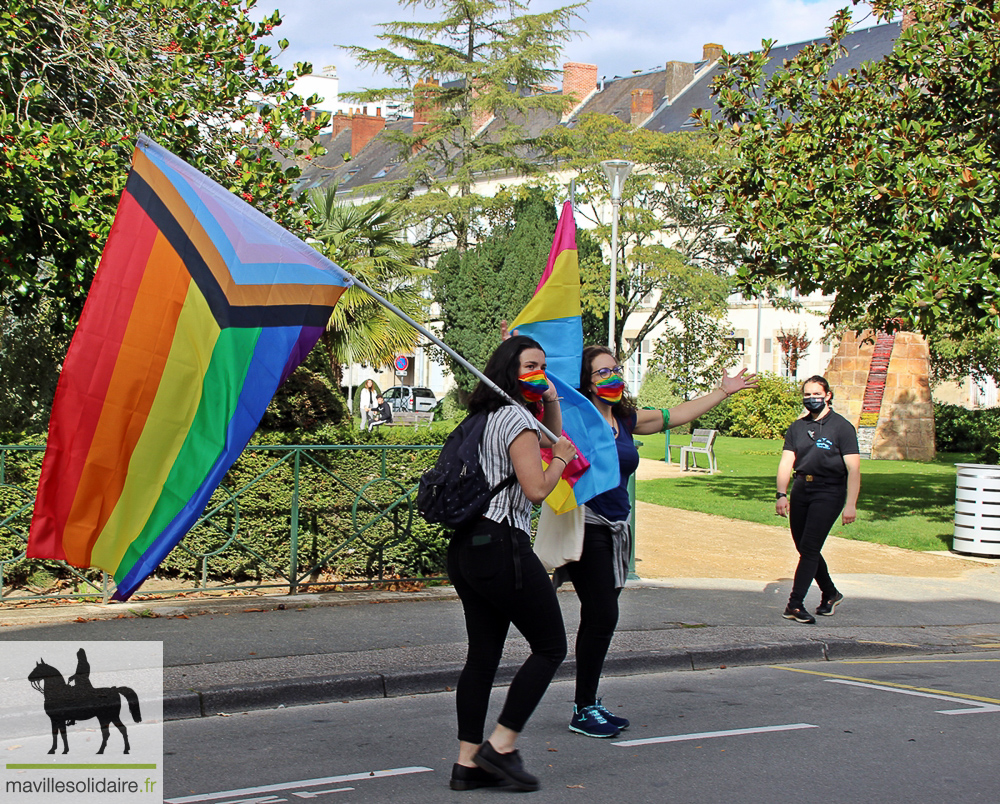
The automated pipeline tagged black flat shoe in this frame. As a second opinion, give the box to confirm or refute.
[450,762,505,791]
[473,741,540,792]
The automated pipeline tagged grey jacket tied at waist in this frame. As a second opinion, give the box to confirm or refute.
[584,508,632,590]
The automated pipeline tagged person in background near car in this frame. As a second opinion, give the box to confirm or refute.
[775,375,861,624]
[359,379,377,431]
[449,335,575,794]
[366,395,393,432]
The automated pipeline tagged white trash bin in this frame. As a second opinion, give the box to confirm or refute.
[953,463,1000,557]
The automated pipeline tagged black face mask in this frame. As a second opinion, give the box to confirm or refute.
[803,397,826,413]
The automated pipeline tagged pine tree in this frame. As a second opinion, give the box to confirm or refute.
[343,0,585,252]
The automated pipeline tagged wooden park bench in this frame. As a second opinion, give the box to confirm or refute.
[380,410,434,430]
[680,428,718,473]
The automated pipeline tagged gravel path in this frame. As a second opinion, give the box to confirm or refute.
[632,459,987,581]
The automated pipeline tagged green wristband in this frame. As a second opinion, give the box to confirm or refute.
[661,408,670,432]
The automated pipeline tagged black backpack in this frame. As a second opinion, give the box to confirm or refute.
[416,412,517,529]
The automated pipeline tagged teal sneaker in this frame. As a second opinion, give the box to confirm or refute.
[569,704,620,738]
[594,698,630,731]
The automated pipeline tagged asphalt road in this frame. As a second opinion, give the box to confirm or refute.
[163,651,1000,804]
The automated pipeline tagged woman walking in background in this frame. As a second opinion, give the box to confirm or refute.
[449,335,576,793]
[776,375,861,624]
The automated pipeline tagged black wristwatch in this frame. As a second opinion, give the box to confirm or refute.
[775,492,787,500]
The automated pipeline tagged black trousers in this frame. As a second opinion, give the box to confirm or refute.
[447,518,567,744]
[788,479,845,608]
[563,524,621,708]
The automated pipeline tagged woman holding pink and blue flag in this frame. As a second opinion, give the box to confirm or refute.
[503,198,758,738]
[563,346,757,738]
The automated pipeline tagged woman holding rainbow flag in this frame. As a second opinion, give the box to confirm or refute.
[448,335,576,792]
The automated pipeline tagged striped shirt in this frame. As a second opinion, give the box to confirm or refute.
[479,404,539,532]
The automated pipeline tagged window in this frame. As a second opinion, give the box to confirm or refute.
[764,338,772,354]
[822,342,831,353]
[728,337,745,354]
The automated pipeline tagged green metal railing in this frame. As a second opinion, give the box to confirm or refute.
[0,443,443,604]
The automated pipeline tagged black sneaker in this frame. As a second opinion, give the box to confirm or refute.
[449,762,505,791]
[782,604,816,624]
[474,741,540,792]
[816,591,844,616]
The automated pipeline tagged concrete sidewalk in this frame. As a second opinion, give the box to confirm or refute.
[3,567,1000,721]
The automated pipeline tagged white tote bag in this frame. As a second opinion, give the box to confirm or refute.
[533,502,585,572]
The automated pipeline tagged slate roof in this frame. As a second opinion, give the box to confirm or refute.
[297,20,902,195]
[646,21,902,134]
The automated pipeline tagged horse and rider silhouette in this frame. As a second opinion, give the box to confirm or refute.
[28,648,142,755]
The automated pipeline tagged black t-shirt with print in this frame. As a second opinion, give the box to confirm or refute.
[782,410,859,480]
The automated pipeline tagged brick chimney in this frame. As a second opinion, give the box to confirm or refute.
[664,61,695,102]
[413,78,440,124]
[330,111,352,139]
[328,110,386,157]
[562,62,598,104]
[350,109,385,156]
[703,43,724,62]
[468,82,494,134]
[630,88,655,124]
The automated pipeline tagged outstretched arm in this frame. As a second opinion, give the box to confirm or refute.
[633,368,759,435]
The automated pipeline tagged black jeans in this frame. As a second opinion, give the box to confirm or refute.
[788,479,846,608]
[563,524,622,708]
[447,518,567,744]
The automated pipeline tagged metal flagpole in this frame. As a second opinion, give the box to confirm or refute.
[347,275,561,445]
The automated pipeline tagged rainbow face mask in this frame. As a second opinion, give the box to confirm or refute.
[518,369,550,402]
[594,374,625,404]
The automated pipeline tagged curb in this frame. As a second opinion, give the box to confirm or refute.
[162,637,935,721]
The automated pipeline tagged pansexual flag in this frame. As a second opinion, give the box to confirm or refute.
[27,136,351,601]
[509,201,584,387]
[511,201,618,513]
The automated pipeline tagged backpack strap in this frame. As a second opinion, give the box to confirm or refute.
[487,472,518,503]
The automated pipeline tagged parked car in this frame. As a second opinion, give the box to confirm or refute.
[381,385,437,413]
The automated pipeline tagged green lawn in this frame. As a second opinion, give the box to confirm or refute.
[635,433,965,552]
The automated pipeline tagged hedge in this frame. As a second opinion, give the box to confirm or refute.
[934,403,1000,461]
[0,423,455,592]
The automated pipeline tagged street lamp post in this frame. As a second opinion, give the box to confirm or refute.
[601,159,632,352]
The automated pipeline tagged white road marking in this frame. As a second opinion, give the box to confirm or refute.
[163,767,434,804]
[293,789,354,799]
[827,679,1000,715]
[613,722,818,747]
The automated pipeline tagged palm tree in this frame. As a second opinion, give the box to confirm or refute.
[307,188,430,387]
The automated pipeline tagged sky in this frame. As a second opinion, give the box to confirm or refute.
[251,0,887,93]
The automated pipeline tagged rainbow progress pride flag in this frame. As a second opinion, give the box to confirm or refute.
[511,201,618,513]
[27,136,351,601]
